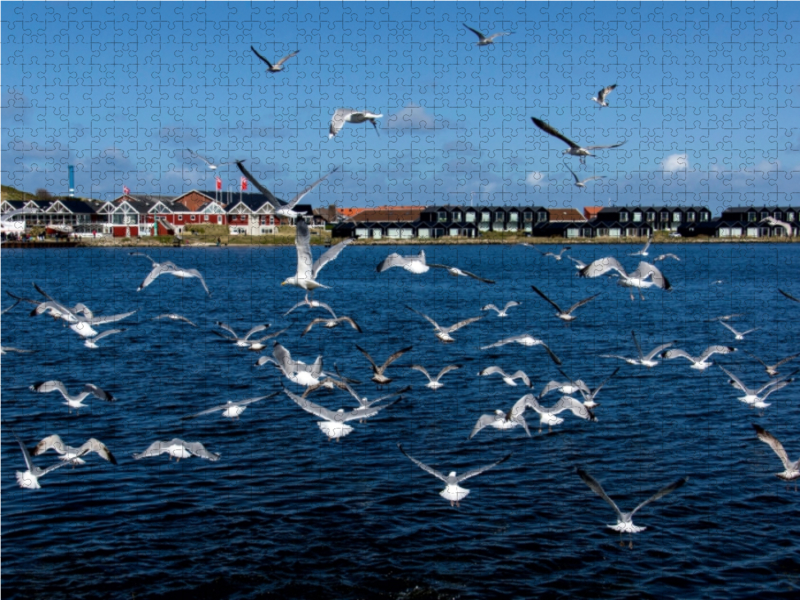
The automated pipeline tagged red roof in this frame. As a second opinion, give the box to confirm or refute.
[584,206,603,220]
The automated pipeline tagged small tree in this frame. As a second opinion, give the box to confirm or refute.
[35,188,52,200]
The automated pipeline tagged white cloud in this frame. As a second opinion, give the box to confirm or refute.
[525,171,548,186]
[661,153,688,172]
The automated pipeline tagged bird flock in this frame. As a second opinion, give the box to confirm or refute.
[4,219,799,549]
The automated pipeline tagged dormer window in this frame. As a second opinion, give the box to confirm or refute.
[509,212,518,222]
[788,211,795,222]
[687,211,695,221]
[748,212,757,222]
[481,212,491,222]
[761,210,770,220]
[524,211,533,222]
[633,211,642,222]
[620,211,629,222]
[438,211,447,221]
[647,211,656,222]
[775,211,782,221]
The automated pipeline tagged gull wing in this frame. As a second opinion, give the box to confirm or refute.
[585,140,627,151]
[183,269,210,295]
[566,293,602,314]
[336,316,361,332]
[7,424,36,472]
[274,50,300,67]
[397,443,448,483]
[717,365,751,394]
[462,24,486,41]
[576,468,625,521]
[436,364,462,381]
[235,161,281,208]
[33,282,59,301]
[566,164,581,184]
[567,256,586,268]
[83,383,115,402]
[187,149,215,167]
[80,438,118,464]
[720,322,739,336]
[153,314,197,327]
[455,453,512,484]
[361,385,412,408]
[629,477,688,518]
[779,289,800,303]
[654,253,680,262]
[294,219,315,279]
[330,108,356,138]
[311,234,354,278]
[444,315,484,334]
[87,329,124,343]
[355,344,379,370]
[301,319,328,337]
[585,367,621,401]
[479,366,507,377]
[503,301,521,311]
[409,365,432,382]
[244,324,270,340]
[181,395,271,420]
[377,253,416,272]
[530,285,564,313]
[250,45,274,68]
[286,167,339,210]
[481,304,500,313]
[644,341,676,361]
[272,342,295,373]
[579,257,627,279]
[215,322,239,338]
[30,380,70,398]
[631,262,671,291]
[597,83,617,102]
[661,349,694,362]
[531,118,580,149]
[470,414,502,439]
[285,389,341,422]
[133,440,172,459]
[406,305,441,330]
[550,396,596,421]
[138,263,171,291]
[381,345,413,369]
[753,424,795,470]
[539,380,565,398]
[510,370,532,387]
[773,353,800,369]
[481,336,516,349]
[84,310,137,325]
[428,264,495,284]
[183,441,220,461]
[698,345,736,362]
[32,434,66,456]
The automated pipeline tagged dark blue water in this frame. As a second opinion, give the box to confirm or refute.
[2,243,799,599]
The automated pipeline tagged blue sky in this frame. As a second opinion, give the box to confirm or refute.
[2,1,799,213]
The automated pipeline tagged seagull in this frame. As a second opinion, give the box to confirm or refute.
[763,216,795,238]
[653,253,680,262]
[481,301,520,317]
[469,395,531,439]
[779,289,800,303]
[531,117,626,163]
[236,162,338,220]
[130,253,210,295]
[133,439,220,462]
[523,395,596,433]
[285,389,397,441]
[477,366,532,388]
[462,24,511,46]
[530,285,601,322]
[186,148,232,171]
[355,344,413,385]
[1,346,34,354]
[376,250,429,274]
[630,235,653,257]
[576,468,688,547]
[410,364,461,390]
[284,294,338,317]
[429,263,495,284]
[84,328,125,349]
[301,315,362,336]
[181,393,277,421]
[744,351,800,377]
[282,220,353,292]
[538,378,591,399]
[579,257,671,300]
[6,423,86,489]
[660,345,736,371]
[591,83,618,108]
[753,424,799,489]
[152,313,198,327]
[213,322,273,348]
[29,380,115,414]
[32,435,117,465]
[406,305,483,344]
[329,108,382,139]
[600,331,675,368]
[250,45,299,73]
[267,342,326,387]
[398,443,511,507]
[717,365,794,408]
[521,244,571,261]
[566,256,587,270]
[480,334,562,366]
[719,321,759,341]
[575,368,621,409]
[706,313,743,322]
[566,164,604,188]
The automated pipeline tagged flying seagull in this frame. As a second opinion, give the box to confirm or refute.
[600,331,674,368]
[478,366,532,388]
[520,244,571,261]
[130,253,210,295]
[653,253,680,262]
[409,364,462,390]
[574,368,621,409]
[301,315,362,337]
[133,439,220,462]
[236,161,339,220]
[377,250,429,274]
[531,117,626,163]
[579,257,671,300]
[181,393,277,421]
[462,24,511,46]
[285,389,398,441]
[660,345,736,371]
[530,285,600,322]
[84,328,125,349]
[29,380,115,414]
[753,424,799,490]
[266,342,326,387]
[566,164,604,188]
[186,148,232,171]
[32,435,117,465]
[523,395,596,434]
[429,263,495,284]
[744,351,800,377]
[355,344,413,385]
[630,235,653,257]
[406,305,483,344]
[213,322,275,349]
[152,314,198,327]
[481,301,520,317]
[469,395,531,439]
[398,443,511,506]
[719,321,759,341]
[6,423,87,489]
[576,468,688,547]
[329,108,382,139]
[284,294,338,317]
[283,220,353,292]
[591,83,618,108]
[717,365,795,409]
[481,334,562,365]
[250,45,299,72]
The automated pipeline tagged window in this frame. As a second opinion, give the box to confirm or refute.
[465,212,475,223]
[524,212,533,222]
[687,211,695,221]
[672,212,681,222]
[620,211,629,222]
[509,212,518,222]
[775,211,782,220]
[633,212,642,222]
[537,211,547,223]
[481,212,491,222]
[647,211,655,222]
[761,211,769,220]
[204,215,209,222]
[788,211,795,222]
[269,216,274,225]
[452,211,461,221]
[748,212,757,222]
[660,211,669,222]
[178,215,183,221]
[438,211,447,221]
[701,212,709,222]
[190,215,196,221]
[494,212,504,222]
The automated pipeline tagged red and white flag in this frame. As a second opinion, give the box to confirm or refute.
[215,176,222,191]
[240,176,248,191]
[123,186,130,195]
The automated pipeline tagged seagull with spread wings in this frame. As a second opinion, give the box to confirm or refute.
[469,395,531,439]
[530,285,601,322]
[566,164,605,188]
[133,439,220,462]
[660,345,736,371]
[477,366,532,388]
[481,301,520,318]
[480,334,562,366]
[406,305,483,344]
[531,117,626,163]
[600,331,674,368]
[250,45,299,72]
[32,435,117,465]
[6,423,87,489]
[285,389,398,441]
[579,257,671,300]
[591,83,618,108]
[29,380,115,414]
[523,395,596,434]
[130,253,210,295]
[355,345,413,385]
[753,424,799,490]
[181,393,277,421]
[409,364,461,390]
[186,148,232,171]
[282,220,353,292]
[329,108,382,139]
[376,250,429,274]
[462,24,511,46]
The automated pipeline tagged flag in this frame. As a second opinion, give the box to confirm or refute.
[123,186,130,195]
[240,176,248,191]
[215,176,222,191]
